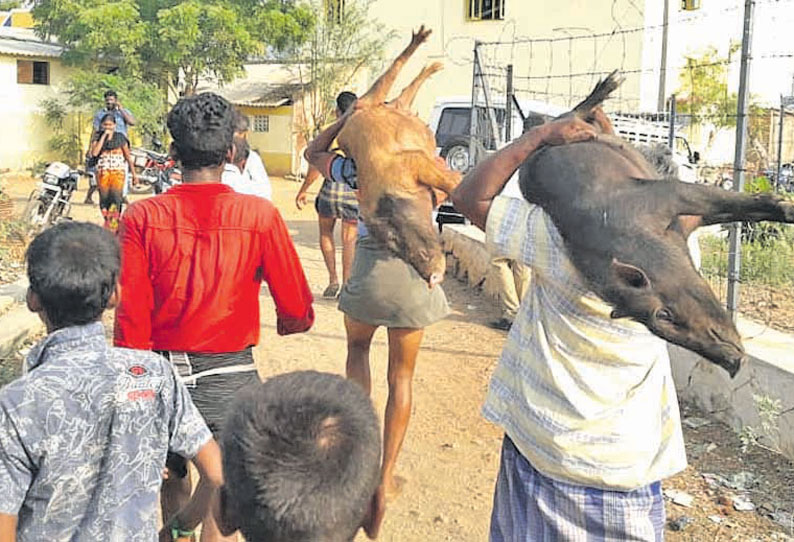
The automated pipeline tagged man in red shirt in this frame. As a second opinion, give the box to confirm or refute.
[114,92,314,542]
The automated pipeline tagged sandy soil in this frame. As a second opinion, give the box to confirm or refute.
[1,173,792,541]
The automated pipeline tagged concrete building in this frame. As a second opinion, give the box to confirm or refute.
[0,27,69,171]
[364,0,649,120]
[197,63,306,177]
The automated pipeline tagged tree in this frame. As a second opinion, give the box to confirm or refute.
[32,0,314,96]
[291,0,393,144]
[676,44,770,170]
[676,45,739,129]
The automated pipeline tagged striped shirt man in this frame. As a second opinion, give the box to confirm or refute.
[485,195,686,541]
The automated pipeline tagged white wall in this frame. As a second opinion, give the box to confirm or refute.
[365,0,648,120]
[0,55,73,171]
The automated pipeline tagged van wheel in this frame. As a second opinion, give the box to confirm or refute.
[440,136,486,174]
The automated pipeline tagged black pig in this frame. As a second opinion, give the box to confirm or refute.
[520,72,794,377]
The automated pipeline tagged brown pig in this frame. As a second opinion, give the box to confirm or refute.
[334,26,462,287]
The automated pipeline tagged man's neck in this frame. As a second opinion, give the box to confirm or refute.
[182,164,226,184]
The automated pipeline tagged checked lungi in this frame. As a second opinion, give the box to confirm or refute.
[490,436,665,542]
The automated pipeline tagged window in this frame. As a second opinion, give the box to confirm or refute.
[17,60,50,85]
[468,0,504,20]
[325,0,344,23]
[253,115,270,133]
[434,106,506,150]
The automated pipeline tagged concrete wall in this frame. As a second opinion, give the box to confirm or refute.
[367,0,647,120]
[442,224,794,461]
[239,104,295,177]
[0,54,74,171]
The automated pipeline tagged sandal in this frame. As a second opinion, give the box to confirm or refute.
[322,283,340,299]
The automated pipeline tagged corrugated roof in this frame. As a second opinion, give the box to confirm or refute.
[0,27,63,59]
[196,63,309,107]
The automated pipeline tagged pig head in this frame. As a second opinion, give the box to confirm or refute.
[520,71,794,377]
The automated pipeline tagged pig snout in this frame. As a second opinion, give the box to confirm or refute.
[700,328,746,378]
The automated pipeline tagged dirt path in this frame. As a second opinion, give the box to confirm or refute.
[2,174,792,541]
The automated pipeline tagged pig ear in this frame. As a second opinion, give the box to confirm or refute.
[611,259,651,289]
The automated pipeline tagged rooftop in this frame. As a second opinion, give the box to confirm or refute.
[196,63,309,107]
[0,27,63,59]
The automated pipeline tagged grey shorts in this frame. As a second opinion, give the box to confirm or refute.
[338,235,449,328]
[160,348,260,478]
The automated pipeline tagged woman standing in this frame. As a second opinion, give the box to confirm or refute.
[90,114,138,232]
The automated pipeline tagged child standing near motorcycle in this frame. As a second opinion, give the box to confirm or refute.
[90,114,138,232]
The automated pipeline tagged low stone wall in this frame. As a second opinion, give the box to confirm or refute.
[441,224,794,461]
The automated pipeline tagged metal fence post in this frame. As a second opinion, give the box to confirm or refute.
[469,41,480,170]
[776,97,784,192]
[668,93,676,150]
[726,0,755,320]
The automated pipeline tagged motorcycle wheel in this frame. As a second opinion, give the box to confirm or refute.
[22,193,44,234]
[132,167,156,194]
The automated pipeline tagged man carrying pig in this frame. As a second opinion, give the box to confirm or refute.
[305,102,450,537]
[451,110,686,541]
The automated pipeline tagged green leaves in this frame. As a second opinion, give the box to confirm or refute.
[291,0,393,141]
[33,0,315,96]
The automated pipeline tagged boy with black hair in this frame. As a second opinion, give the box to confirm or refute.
[216,371,381,542]
[115,92,314,542]
[0,221,222,542]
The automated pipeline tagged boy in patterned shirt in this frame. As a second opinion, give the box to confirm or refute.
[0,222,222,542]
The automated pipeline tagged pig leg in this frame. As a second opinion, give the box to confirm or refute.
[357,26,433,107]
[661,181,794,225]
[399,150,462,194]
[389,63,443,111]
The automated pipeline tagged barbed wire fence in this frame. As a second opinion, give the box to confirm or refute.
[464,0,794,332]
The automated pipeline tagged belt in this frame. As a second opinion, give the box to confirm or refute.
[164,351,257,387]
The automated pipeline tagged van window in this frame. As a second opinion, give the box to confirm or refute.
[435,108,470,148]
[435,105,509,150]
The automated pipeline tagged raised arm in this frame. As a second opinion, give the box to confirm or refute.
[451,117,598,230]
[90,132,109,157]
[118,102,136,126]
[304,110,353,178]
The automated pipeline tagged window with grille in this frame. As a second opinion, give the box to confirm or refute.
[17,60,50,85]
[253,115,270,133]
[326,0,345,23]
[468,0,504,20]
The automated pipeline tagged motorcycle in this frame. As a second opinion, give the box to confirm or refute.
[23,162,82,232]
[132,138,181,194]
